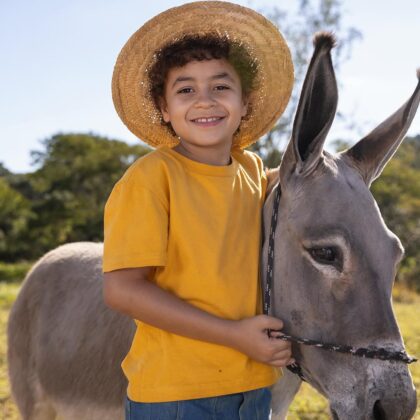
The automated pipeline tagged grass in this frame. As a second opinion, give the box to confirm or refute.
[0,282,20,419]
[1,280,420,419]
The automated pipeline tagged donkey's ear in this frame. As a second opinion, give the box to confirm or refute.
[281,32,338,180]
[343,70,420,187]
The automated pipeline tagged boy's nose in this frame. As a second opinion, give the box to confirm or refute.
[195,90,216,107]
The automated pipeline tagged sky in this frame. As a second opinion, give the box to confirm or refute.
[1,0,420,173]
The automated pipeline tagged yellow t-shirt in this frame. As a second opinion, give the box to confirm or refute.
[103,145,280,402]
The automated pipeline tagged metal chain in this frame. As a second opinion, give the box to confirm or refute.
[263,184,417,382]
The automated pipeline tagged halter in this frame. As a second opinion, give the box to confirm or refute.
[263,184,417,382]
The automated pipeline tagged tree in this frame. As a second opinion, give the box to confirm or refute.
[0,177,33,260]
[250,0,362,167]
[20,133,150,257]
[0,163,11,178]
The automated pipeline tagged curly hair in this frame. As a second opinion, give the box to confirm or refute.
[147,33,259,135]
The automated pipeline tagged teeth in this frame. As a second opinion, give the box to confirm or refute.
[194,117,222,123]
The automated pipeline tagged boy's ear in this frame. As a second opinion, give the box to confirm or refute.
[159,98,170,123]
[241,95,249,118]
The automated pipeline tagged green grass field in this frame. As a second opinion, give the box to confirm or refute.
[1,281,419,419]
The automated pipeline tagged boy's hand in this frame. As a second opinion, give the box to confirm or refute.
[228,315,294,368]
[105,268,294,367]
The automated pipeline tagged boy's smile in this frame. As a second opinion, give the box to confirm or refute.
[160,59,248,164]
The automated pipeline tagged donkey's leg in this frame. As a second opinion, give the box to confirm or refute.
[270,369,302,420]
[11,377,57,420]
[29,395,56,420]
[8,287,57,420]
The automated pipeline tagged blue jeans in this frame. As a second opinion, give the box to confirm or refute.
[125,387,272,420]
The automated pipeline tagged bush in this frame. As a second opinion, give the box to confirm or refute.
[0,261,32,283]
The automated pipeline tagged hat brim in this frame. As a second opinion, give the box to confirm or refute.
[112,1,294,149]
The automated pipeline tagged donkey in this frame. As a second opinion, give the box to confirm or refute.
[265,33,420,419]
[7,33,420,419]
[7,241,134,420]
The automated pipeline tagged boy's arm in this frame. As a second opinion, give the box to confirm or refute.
[103,267,293,368]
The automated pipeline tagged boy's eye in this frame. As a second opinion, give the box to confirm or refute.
[177,87,193,94]
[214,85,230,91]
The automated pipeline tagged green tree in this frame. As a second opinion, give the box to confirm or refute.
[0,177,33,260]
[0,163,11,177]
[23,133,150,256]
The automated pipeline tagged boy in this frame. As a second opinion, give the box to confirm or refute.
[103,2,294,419]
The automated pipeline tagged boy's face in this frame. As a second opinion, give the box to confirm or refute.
[160,58,248,150]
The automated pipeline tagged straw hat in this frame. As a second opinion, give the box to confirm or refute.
[112,1,294,149]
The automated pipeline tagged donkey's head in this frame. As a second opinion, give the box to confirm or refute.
[263,33,420,419]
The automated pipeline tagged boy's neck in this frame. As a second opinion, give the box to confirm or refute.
[173,142,233,166]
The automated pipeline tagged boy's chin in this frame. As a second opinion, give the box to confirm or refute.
[177,137,234,149]
[193,142,233,150]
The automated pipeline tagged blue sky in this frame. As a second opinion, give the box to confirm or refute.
[1,0,420,173]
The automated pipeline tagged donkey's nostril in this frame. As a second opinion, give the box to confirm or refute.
[373,400,387,420]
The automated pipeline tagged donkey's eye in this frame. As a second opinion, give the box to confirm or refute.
[307,246,342,268]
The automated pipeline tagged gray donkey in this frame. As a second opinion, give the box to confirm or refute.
[264,33,420,419]
[8,33,420,419]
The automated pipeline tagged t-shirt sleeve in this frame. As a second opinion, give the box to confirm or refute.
[103,177,168,272]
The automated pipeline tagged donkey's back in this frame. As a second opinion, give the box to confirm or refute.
[8,242,134,420]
